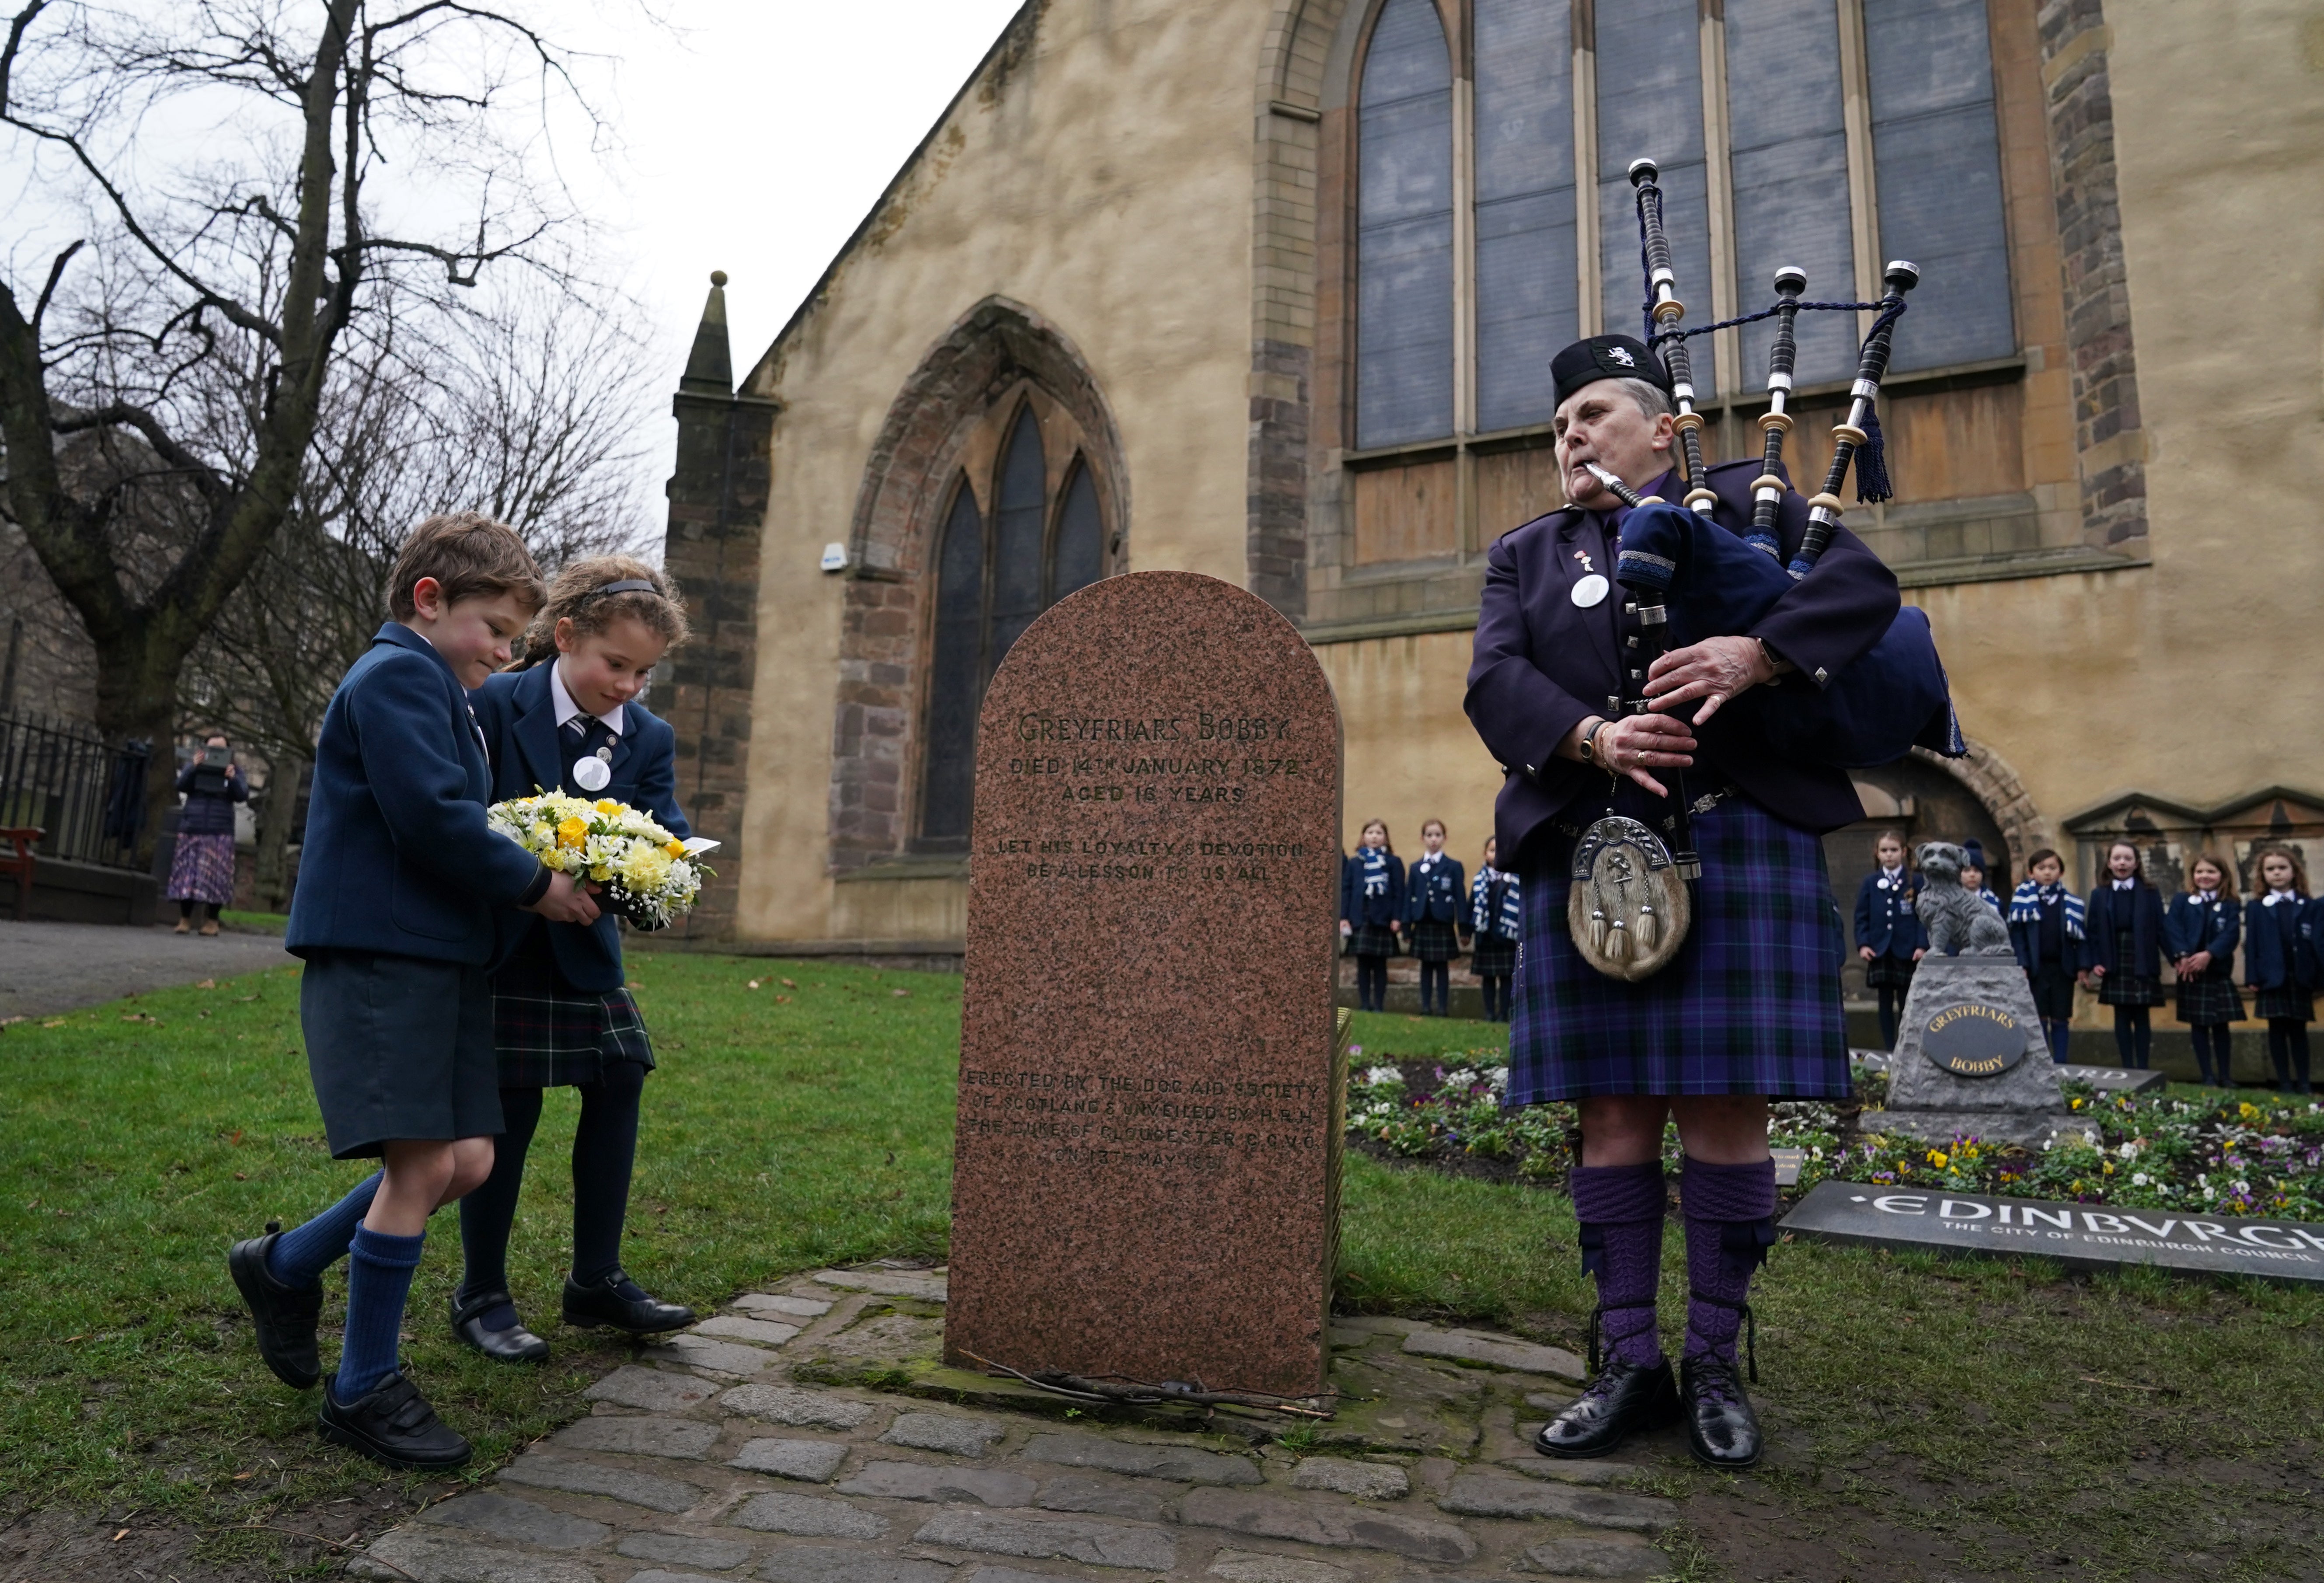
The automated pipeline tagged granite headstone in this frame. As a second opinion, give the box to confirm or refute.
[1871,955,2087,1148]
[945,572,1345,1399]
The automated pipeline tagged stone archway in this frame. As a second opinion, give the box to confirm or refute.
[826,298,1127,876]
[1912,737,2059,877]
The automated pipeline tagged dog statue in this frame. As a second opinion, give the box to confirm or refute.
[1915,841,2014,957]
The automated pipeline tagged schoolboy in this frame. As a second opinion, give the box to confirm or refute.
[226,513,599,1468]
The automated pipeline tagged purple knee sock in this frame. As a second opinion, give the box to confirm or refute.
[1680,1155,1777,1372]
[1568,1161,1667,1370]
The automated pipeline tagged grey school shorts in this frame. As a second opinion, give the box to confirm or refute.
[299,950,502,1159]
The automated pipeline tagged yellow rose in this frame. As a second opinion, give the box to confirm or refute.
[557,817,587,848]
[596,798,622,815]
[665,839,686,858]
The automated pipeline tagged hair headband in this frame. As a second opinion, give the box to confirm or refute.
[585,578,661,600]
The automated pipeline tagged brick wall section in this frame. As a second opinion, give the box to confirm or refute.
[2036,0,2147,551]
[1247,338,1313,613]
[662,390,777,940]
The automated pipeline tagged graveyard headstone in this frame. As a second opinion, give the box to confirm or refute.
[944,572,1345,1399]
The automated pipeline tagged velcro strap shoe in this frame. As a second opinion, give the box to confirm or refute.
[317,1370,471,1470]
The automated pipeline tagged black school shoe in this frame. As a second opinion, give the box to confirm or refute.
[561,1269,695,1335]
[317,1370,472,1469]
[226,1223,323,1389]
[1680,1354,1763,1468]
[1533,1356,1681,1457]
[450,1288,551,1364]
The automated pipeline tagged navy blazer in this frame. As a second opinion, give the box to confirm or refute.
[2243,894,2317,991]
[1405,853,1467,927]
[287,624,547,964]
[471,662,690,994]
[1853,870,1925,958]
[2162,892,2239,974]
[2086,881,2166,981]
[1341,850,1406,930]
[1466,458,1899,864]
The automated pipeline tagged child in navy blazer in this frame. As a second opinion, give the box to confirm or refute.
[1469,837,1520,1023]
[455,557,699,1361]
[1853,830,1925,1048]
[2245,847,2315,1094]
[1341,818,1404,1013]
[1404,819,1466,1018]
[2164,852,2244,1087]
[229,515,596,1470]
[2081,841,2167,1070]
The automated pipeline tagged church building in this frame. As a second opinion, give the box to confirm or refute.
[658,0,2324,970]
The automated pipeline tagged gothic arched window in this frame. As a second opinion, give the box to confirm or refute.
[916,392,1113,850]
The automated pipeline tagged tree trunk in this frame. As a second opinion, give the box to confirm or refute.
[90,617,185,869]
[252,750,307,913]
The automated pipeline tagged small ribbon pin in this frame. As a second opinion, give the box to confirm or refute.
[1573,549,1595,573]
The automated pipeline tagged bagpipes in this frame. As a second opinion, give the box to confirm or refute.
[1610,158,1964,770]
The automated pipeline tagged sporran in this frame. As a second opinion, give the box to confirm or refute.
[1567,815,1691,982]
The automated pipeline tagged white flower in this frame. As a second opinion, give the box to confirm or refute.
[2131,1172,2148,1186]
[1361,1065,1403,1087]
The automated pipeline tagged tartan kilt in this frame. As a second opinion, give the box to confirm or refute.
[2174,973,2245,1027]
[494,986,656,1088]
[1348,923,1400,959]
[2099,932,2164,1007]
[1508,794,1850,1102]
[166,832,237,906]
[1470,933,1519,977]
[1864,952,1917,991]
[1410,918,1461,963]
[2254,985,2314,1023]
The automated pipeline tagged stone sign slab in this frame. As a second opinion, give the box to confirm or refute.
[1781,1179,2324,1286]
[947,572,1344,1399]
[2057,1063,2167,1095]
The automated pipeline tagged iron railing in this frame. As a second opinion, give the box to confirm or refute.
[0,713,149,870]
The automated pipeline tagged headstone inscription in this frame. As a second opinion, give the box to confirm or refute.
[1872,955,2086,1147]
[944,572,1345,1400]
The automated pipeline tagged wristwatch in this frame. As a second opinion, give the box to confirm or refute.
[1577,717,1611,767]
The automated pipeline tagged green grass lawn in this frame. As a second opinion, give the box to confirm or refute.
[1,962,2317,1581]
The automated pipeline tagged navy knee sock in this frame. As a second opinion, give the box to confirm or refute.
[265,1172,383,1289]
[336,1225,425,1403]
[458,1088,545,1331]
[571,1063,646,1288]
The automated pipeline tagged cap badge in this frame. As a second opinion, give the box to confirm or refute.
[1606,345,1635,367]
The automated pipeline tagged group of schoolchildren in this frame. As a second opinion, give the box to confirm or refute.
[1338,819,1523,1021]
[1853,831,2317,1093]
[225,515,700,1470]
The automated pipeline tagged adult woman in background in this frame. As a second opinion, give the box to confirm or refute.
[169,733,246,935]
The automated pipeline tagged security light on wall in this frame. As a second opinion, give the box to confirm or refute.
[820,543,849,572]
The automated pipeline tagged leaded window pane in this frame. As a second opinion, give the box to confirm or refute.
[1473,0,1576,433]
[1356,0,1455,448]
[1051,460,1104,602]
[919,481,986,846]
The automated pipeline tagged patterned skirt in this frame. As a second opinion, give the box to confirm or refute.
[1508,795,1850,1102]
[1470,933,1519,977]
[2174,973,2245,1027]
[2254,985,2314,1023]
[2098,930,2165,1007]
[1348,923,1400,959]
[1864,952,1917,991]
[166,832,237,905]
[494,986,655,1089]
[1410,918,1461,963]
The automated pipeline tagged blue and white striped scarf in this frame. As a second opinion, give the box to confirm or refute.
[2008,881,2084,940]
[1359,845,1391,897]
[1471,865,1521,938]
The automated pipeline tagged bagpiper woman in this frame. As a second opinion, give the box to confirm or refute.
[1405,819,1466,1018]
[2244,847,2315,1095]
[1340,819,1404,1014]
[2008,848,2084,1064]
[1467,332,1899,1468]
[2081,840,2166,1071]
[1470,837,1521,1024]
[1852,830,1924,1047]
[2164,853,2243,1088]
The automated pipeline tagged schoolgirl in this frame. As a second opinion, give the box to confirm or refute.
[1852,830,1924,1048]
[1405,819,1467,1018]
[2081,841,2167,1070]
[2243,847,2316,1095]
[1340,819,1404,1014]
[455,556,698,1359]
[2007,848,2084,1063]
[1469,837,1521,1024]
[1959,841,2003,914]
[2164,852,2243,1088]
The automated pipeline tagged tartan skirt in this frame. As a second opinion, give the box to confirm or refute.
[1508,794,1850,1102]
[167,832,237,905]
[1410,918,1461,963]
[493,986,655,1088]
[2098,931,2165,1007]
[2254,985,2314,1023]
[1864,952,1917,991]
[1470,933,1519,977]
[2174,973,2245,1027]
[1348,923,1400,959]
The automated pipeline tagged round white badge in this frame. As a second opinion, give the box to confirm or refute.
[572,755,612,792]
[1571,573,1610,609]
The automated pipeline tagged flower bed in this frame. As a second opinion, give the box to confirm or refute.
[1345,1047,2324,1219]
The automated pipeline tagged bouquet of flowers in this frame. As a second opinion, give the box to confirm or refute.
[487,791,712,930]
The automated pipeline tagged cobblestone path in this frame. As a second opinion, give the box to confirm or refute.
[351,1267,1676,1583]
